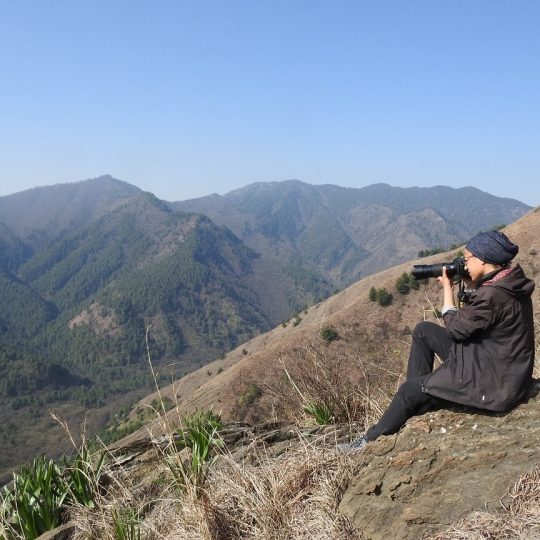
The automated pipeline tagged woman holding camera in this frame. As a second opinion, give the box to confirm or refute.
[341,230,535,452]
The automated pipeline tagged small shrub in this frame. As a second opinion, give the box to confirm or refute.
[242,348,248,355]
[237,383,261,408]
[320,326,339,343]
[217,367,224,374]
[396,272,419,294]
[418,247,445,258]
[369,286,378,302]
[396,272,411,295]
[293,315,302,327]
[377,288,393,306]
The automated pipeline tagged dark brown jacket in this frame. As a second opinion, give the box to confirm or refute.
[424,265,535,411]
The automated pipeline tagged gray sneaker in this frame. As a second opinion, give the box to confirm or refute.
[337,434,368,454]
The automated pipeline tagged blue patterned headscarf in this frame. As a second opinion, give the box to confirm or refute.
[466,231,519,265]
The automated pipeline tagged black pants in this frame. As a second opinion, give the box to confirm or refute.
[365,321,452,441]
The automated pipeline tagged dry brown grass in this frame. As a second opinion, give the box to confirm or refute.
[69,434,361,540]
[68,332,362,539]
[213,446,354,538]
[425,466,540,540]
[261,338,397,430]
[144,438,360,540]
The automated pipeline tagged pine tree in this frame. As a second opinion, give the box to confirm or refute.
[377,288,393,306]
[396,272,411,295]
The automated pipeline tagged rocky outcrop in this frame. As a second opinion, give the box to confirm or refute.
[339,380,540,539]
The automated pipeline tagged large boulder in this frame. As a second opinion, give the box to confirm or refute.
[339,380,540,539]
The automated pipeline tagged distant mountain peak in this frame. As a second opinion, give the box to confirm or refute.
[0,175,143,247]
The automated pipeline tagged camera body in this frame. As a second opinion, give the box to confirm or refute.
[412,256,470,280]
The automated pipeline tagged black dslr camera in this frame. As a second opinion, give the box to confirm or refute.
[412,256,470,280]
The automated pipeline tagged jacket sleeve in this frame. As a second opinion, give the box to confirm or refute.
[442,290,495,342]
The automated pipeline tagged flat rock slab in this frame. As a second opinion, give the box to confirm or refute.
[339,381,540,539]
[36,523,75,540]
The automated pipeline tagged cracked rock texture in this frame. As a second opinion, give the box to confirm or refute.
[339,381,540,539]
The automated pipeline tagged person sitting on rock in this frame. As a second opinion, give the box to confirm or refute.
[340,230,535,452]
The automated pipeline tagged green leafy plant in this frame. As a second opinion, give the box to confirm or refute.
[63,446,106,509]
[165,410,224,495]
[3,456,68,539]
[303,400,334,425]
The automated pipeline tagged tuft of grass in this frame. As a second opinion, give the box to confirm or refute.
[264,341,390,429]
[303,400,334,425]
[151,439,362,539]
[112,508,141,540]
[1,455,68,540]
[63,445,106,509]
[164,410,224,496]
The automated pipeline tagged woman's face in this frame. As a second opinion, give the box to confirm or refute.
[463,248,485,284]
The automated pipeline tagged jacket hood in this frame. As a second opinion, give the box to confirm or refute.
[488,264,535,298]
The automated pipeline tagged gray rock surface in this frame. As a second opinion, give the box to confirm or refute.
[36,523,75,540]
[339,381,540,539]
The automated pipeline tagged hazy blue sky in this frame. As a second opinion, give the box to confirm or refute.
[1,1,539,205]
